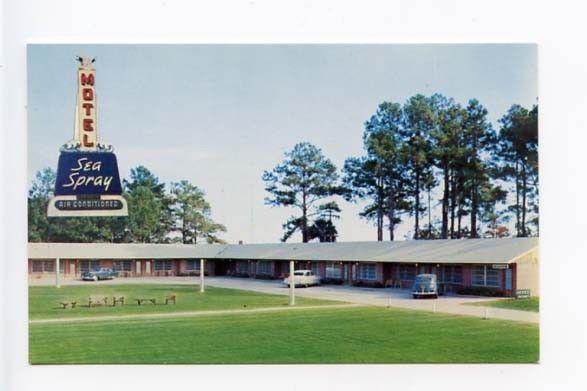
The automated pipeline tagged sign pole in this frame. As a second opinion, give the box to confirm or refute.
[55,257,61,288]
[200,258,205,293]
[289,260,295,306]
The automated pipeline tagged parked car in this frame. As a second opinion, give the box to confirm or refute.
[412,274,438,299]
[82,268,118,281]
[283,270,320,287]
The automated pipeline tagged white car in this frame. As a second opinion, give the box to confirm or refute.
[283,270,321,287]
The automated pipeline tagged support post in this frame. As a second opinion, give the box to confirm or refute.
[200,259,205,293]
[55,257,61,288]
[289,260,295,306]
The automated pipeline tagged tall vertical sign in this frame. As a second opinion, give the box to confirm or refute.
[47,57,128,217]
[76,62,98,150]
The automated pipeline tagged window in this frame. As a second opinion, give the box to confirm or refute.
[325,262,342,279]
[486,268,500,287]
[237,262,250,274]
[399,265,415,281]
[311,263,322,277]
[472,266,485,285]
[155,261,172,271]
[113,261,132,272]
[43,261,55,272]
[472,265,501,287]
[358,263,377,280]
[281,262,291,275]
[32,260,59,272]
[442,266,463,284]
[256,262,272,275]
[80,261,101,272]
[32,261,44,272]
[186,260,200,271]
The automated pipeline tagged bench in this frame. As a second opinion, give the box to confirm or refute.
[135,298,156,306]
[112,296,125,306]
[384,279,402,288]
[88,296,108,307]
[515,289,531,299]
[165,295,176,305]
[58,301,77,309]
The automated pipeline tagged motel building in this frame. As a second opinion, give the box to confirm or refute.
[28,238,539,297]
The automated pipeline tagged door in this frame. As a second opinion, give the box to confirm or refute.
[145,261,151,275]
[135,261,142,276]
[69,262,76,276]
[505,269,512,290]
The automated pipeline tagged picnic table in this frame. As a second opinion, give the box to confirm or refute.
[113,296,125,306]
[135,298,156,306]
[59,301,77,309]
[88,296,108,307]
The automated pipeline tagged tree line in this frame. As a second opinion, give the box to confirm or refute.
[263,94,538,242]
[28,165,226,243]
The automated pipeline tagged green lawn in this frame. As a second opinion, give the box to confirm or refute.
[468,297,539,313]
[29,307,538,364]
[29,284,335,320]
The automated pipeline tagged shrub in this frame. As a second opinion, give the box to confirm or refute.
[353,280,384,288]
[254,274,276,280]
[456,286,505,297]
[322,278,344,285]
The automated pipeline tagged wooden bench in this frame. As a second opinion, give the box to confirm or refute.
[58,301,77,309]
[515,289,531,299]
[384,279,402,288]
[112,296,125,306]
[165,295,176,305]
[135,298,156,306]
[88,296,108,307]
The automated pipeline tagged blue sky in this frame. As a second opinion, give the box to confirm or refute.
[27,44,537,243]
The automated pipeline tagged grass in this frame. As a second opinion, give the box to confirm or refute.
[29,284,336,320]
[29,284,539,364]
[468,297,539,313]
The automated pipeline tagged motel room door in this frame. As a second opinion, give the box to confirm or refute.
[135,261,142,276]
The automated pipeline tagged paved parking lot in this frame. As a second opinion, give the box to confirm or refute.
[29,275,539,323]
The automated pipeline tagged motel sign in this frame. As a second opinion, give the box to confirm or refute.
[47,57,128,217]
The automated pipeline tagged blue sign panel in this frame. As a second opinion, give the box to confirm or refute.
[54,152,123,196]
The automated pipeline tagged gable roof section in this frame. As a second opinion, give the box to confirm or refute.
[214,238,537,263]
[28,238,538,264]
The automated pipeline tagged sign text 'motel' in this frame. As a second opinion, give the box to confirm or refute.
[47,57,128,217]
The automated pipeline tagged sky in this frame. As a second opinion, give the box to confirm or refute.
[27,44,537,244]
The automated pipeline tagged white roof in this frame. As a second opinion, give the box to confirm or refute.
[28,242,225,260]
[28,238,537,264]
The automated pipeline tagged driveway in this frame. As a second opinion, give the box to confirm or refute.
[29,276,539,323]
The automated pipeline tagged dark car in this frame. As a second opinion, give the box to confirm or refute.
[82,268,118,281]
[412,274,438,299]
